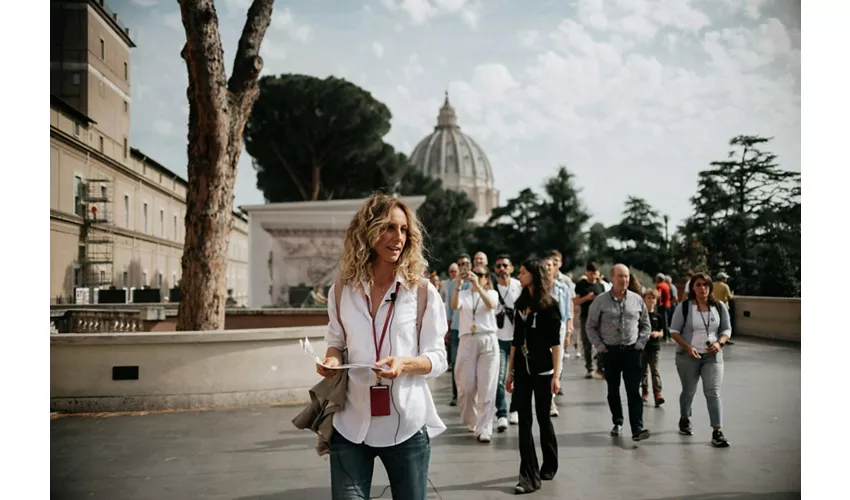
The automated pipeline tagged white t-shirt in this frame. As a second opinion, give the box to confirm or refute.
[495,278,523,341]
[690,304,720,353]
[458,288,499,336]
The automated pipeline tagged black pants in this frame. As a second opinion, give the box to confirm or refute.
[602,347,644,435]
[580,319,603,373]
[513,372,558,489]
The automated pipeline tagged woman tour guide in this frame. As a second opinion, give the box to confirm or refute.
[316,194,449,499]
[505,257,563,495]
[669,271,732,448]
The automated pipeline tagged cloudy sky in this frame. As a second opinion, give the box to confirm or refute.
[118,0,800,228]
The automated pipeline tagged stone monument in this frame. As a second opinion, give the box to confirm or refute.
[240,196,427,308]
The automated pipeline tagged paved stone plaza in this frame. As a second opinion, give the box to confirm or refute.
[51,338,800,499]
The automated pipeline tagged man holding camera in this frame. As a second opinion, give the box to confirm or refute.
[493,254,522,429]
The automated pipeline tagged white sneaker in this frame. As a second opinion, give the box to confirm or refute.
[477,432,491,443]
[467,425,476,433]
[509,412,519,425]
[497,417,508,432]
[550,401,559,417]
[564,353,572,359]
[576,350,582,358]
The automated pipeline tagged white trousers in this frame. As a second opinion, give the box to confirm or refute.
[456,332,500,435]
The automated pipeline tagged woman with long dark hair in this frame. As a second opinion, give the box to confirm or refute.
[669,272,732,448]
[505,257,562,494]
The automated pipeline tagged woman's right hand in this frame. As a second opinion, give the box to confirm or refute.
[688,346,701,360]
[505,374,514,394]
[316,356,341,378]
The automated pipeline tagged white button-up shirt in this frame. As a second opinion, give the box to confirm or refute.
[325,274,449,448]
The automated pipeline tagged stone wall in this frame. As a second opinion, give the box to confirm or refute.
[50,326,328,412]
[732,296,801,342]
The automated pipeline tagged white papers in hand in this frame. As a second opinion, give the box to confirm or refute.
[300,338,384,370]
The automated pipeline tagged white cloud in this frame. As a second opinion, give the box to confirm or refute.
[130,0,159,6]
[518,30,542,49]
[271,8,312,43]
[372,41,385,59]
[364,4,373,13]
[381,0,482,28]
[401,53,424,81]
[260,39,287,60]
[273,8,294,27]
[293,25,312,43]
[394,23,404,33]
[163,11,182,31]
[153,119,175,136]
[746,0,774,20]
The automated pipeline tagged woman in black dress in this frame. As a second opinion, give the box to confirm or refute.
[505,257,563,494]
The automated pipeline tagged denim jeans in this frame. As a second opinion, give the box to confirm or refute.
[329,427,431,500]
[496,339,514,418]
[675,350,724,427]
[449,329,459,399]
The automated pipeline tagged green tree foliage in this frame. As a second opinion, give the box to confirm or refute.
[586,222,611,263]
[609,196,667,275]
[679,135,800,295]
[479,188,544,265]
[245,74,407,201]
[535,166,591,269]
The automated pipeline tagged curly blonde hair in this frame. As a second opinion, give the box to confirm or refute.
[339,193,428,290]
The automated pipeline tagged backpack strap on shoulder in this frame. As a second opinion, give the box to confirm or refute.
[681,299,690,324]
[416,277,429,348]
[333,277,347,344]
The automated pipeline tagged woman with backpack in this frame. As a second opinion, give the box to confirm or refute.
[669,271,732,448]
[505,257,563,494]
[315,194,448,500]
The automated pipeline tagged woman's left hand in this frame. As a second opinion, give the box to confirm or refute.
[707,341,722,354]
[465,272,480,289]
[375,356,407,379]
[551,378,560,395]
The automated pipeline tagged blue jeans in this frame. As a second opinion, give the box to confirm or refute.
[329,427,431,500]
[496,339,514,418]
[675,350,724,428]
[449,329,459,399]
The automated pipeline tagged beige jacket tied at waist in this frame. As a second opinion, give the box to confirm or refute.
[291,369,348,457]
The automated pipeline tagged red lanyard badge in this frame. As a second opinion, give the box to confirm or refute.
[364,282,402,367]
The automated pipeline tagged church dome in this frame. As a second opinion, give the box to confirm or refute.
[410,92,499,222]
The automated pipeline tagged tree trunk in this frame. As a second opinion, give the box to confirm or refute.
[177,0,274,331]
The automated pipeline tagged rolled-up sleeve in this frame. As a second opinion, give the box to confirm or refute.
[585,298,605,353]
[669,303,685,334]
[635,301,651,350]
[325,282,346,351]
[419,282,449,378]
[717,301,732,338]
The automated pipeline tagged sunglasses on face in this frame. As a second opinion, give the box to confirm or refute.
[474,272,488,278]
[694,282,710,288]
[494,263,509,269]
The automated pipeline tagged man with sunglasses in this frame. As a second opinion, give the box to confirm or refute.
[493,254,522,428]
[445,254,472,406]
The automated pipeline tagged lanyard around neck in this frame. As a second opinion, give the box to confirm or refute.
[364,282,401,363]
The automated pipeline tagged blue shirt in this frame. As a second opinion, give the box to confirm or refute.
[551,280,571,325]
[446,279,471,329]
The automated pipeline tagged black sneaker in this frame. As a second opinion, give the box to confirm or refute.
[585,371,594,379]
[540,470,556,481]
[711,429,730,448]
[449,398,457,407]
[632,429,651,441]
[679,417,693,435]
[655,394,665,407]
[610,424,622,437]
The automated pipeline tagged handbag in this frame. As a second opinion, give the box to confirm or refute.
[495,281,514,329]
